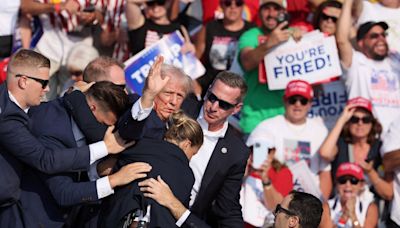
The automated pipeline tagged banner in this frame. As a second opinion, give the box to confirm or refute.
[265,31,342,90]
[309,80,348,130]
[124,31,205,95]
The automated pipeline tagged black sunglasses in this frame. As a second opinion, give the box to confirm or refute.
[274,204,297,216]
[15,74,49,89]
[206,92,237,110]
[337,176,360,185]
[70,70,83,77]
[367,31,388,40]
[287,96,309,106]
[349,116,373,124]
[146,0,166,7]
[321,13,337,23]
[222,0,244,7]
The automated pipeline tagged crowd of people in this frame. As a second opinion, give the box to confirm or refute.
[1,0,400,227]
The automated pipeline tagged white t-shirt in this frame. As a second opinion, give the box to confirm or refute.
[381,117,400,226]
[343,50,400,134]
[0,0,20,36]
[357,1,400,53]
[246,115,329,187]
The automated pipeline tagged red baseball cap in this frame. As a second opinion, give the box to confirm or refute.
[336,162,363,180]
[284,80,314,99]
[347,97,372,113]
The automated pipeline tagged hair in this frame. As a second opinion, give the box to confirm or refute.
[165,110,203,148]
[160,64,193,95]
[341,107,382,144]
[312,0,342,29]
[83,56,125,82]
[85,81,130,118]
[67,43,99,72]
[211,71,248,102]
[7,49,50,80]
[288,191,323,228]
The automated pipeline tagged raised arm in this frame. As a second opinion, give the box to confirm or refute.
[336,0,354,68]
[319,105,355,161]
[20,0,79,16]
[125,0,146,30]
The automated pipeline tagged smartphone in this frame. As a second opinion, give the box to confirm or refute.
[252,141,270,169]
[277,12,290,29]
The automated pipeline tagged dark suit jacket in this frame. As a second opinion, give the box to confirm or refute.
[0,83,89,227]
[99,138,194,228]
[182,94,249,228]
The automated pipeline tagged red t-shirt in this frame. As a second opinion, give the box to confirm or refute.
[268,166,293,197]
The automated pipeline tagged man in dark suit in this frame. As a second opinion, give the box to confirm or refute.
[0,49,130,228]
[139,71,250,228]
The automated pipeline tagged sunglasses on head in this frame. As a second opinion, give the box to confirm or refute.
[206,91,237,110]
[349,115,373,124]
[222,0,244,7]
[15,74,49,89]
[337,176,360,185]
[287,96,310,106]
[321,13,337,23]
[146,0,166,7]
[367,31,387,40]
[274,204,296,216]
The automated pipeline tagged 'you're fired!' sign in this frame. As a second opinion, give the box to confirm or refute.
[265,30,342,90]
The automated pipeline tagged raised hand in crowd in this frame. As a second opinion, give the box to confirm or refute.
[266,21,290,49]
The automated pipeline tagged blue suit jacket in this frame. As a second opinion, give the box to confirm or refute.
[0,83,90,227]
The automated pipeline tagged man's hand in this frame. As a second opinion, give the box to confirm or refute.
[103,125,135,154]
[267,22,290,49]
[61,0,80,14]
[141,56,170,108]
[109,162,152,188]
[139,176,176,207]
[72,81,95,92]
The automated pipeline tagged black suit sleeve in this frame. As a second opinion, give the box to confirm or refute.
[0,116,90,173]
[182,213,211,228]
[211,150,249,227]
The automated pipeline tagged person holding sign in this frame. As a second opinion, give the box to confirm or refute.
[246,80,332,201]
[126,0,195,56]
[238,0,302,135]
[336,0,400,135]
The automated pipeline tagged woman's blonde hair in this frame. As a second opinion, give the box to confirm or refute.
[165,110,203,148]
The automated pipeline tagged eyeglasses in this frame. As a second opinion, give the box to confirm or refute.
[349,116,373,124]
[366,31,387,40]
[15,74,49,89]
[274,204,297,217]
[222,0,244,7]
[337,176,360,185]
[70,70,83,77]
[146,0,166,7]
[287,96,310,106]
[206,91,237,110]
[321,13,337,23]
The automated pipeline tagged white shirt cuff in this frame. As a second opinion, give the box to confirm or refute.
[175,210,191,227]
[131,98,153,121]
[89,141,108,165]
[96,176,115,199]
[88,160,101,181]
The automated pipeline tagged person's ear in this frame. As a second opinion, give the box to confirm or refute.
[182,139,192,150]
[288,216,300,228]
[18,76,27,89]
[89,104,96,112]
[232,102,243,115]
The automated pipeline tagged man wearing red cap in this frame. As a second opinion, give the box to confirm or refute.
[246,80,332,200]
[336,0,400,134]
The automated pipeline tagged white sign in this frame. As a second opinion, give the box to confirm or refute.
[289,160,322,200]
[265,32,342,90]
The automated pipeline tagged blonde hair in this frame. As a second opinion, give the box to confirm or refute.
[165,110,203,148]
[7,49,50,80]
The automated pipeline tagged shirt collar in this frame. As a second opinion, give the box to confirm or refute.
[197,107,228,138]
[8,90,29,113]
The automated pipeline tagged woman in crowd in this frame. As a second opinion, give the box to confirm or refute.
[321,162,378,228]
[99,110,203,228]
[313,0,342,36]
[319,97,392,200]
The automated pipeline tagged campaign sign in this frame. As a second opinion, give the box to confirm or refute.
[289,160,322,200]
[309,80,348,130]
[124,31,205,95]
[265,35,342,90]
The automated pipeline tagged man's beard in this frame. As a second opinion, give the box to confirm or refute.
[367,43,389,61]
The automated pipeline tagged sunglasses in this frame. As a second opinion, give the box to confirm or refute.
[206,92,237,110]
[337,176,360,185]
[287,96,310,106]
[367,31,387,40]
[274,204,296,216]
[349,116,373,124]
[222,0,244,7]
[146,0,166,7]
[15,74,49,89]
[321,13,337,23]
[70,70,83,77]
